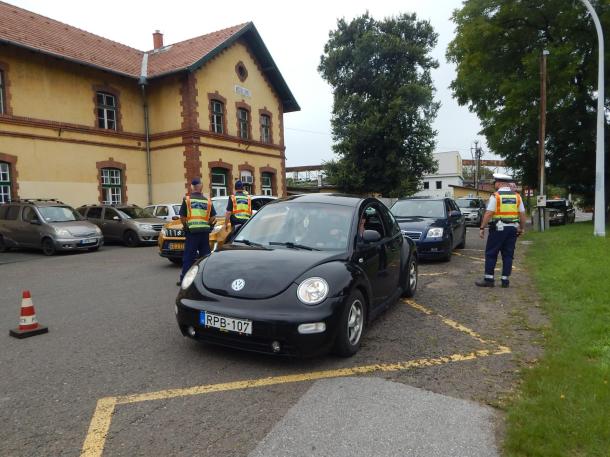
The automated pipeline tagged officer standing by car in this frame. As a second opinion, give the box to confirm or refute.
[224,180,252,240]
[476,173,526,288]
[178,177,216,286]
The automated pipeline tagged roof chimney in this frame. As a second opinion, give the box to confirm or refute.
[153,30,163,49]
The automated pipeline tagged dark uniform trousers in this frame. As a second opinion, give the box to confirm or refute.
[180,231,211,280]
[484,226,518,278]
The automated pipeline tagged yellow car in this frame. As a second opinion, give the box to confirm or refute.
[157,195,276,264]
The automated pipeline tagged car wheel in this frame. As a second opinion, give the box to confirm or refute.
[169,258,182,265]
[456,229,466,249]
[0,235,8,253]
[401,255,418,298]
[334,290,366,357]
[41,238,56,256]
[123,230,139,247]
[442,236,453,262]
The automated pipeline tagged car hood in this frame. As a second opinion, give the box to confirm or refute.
[50,221,99,236]
[131,217,164,224]
[394,216,445,233]
[200,244,345,299]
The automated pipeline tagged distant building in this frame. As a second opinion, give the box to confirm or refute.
[415,151,463,198]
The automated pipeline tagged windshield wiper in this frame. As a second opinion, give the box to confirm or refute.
[233,239,266,248]
[269,241,320,251]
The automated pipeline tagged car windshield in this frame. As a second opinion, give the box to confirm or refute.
[172,205,181,215]
[38,206,81,222]
[117,207,154,219]
[546,200,567,208]
[235,202,354,251]
[212,198,229,216]
[391,200,445,218]
[456,199,481,209]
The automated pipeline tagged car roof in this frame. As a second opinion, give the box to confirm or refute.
[395,197,448,201]
[274,193,372,207]
[211,195,276,200]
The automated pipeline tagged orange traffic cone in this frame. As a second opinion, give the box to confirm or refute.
[9,291,49,339]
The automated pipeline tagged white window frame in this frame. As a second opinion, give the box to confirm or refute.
[101,168,122,204]
[211,100,224,134]
[211,170,227,198]
[212,186,227,198]
[0,162,11,204]
[238,108,249,140]
[97,92,117,130]
[260,114,271,143]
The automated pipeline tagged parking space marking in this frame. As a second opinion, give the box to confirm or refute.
[419,272,448,277]
[80,300,511,457]
[453,252,522,272]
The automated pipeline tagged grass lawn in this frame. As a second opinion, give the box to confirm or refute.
[504,221,610,456]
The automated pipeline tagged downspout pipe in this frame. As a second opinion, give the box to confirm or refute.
[139,52,153,205]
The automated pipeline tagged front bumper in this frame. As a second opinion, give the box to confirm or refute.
[415,238,451,259]
[462,212,480,226]
[137,229,160,243]
[53,235,103,251]
[159,238,185,259]
[175,285,345,357]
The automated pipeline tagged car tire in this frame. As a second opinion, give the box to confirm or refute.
[456,229,466,249]
[169,258,182,265]
[401,254,418,298]
[0,235,8,253]
[41,238,56,256]
[123,230,139,247]
[334,290,366,357]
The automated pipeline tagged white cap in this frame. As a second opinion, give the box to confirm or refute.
[493,173,513,182]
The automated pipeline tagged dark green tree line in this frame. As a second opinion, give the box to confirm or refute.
[319,12,439,196]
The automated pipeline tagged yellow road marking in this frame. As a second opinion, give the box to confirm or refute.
[453,252,522,272]
[80,299,511,457]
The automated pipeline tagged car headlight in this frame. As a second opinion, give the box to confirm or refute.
[181,264,199,290]
[297,277,329,305]
[427,227,444,238]
[55,228,71,237]
[139,224,154,230]
[94,227,102,235]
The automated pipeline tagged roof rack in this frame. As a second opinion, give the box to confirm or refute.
[11,198,65,205]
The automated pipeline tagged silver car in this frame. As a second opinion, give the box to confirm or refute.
[0,199,103,256]
[77,204,165,247]
[455,197,486,226]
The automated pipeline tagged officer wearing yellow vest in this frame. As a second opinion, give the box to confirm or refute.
[476,173,526,288]
[178,177,216,286]
[224,180,252,239]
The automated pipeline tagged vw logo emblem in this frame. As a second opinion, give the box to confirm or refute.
[231,279,246,291]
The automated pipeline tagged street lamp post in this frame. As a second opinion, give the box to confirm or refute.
[579,0,605,236]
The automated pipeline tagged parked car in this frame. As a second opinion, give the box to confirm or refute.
[390,197,466,261]
[546,199,576,225]
[77,204,164,246]
[455,197,486,226]
[175,194,418,357]
[0,199,103,255]
[158,195,276,264]
[144,203,182,221]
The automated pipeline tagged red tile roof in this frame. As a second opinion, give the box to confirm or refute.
[0,1,247,79]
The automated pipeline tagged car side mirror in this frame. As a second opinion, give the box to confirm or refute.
[172,216,179,220]
[362,229,381,243]
[29,219,41,225]
[449,210,461,218]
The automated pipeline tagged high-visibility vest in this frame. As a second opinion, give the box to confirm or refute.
[492,191,521,223]
[230,192,252,221]
[185,195,211,232]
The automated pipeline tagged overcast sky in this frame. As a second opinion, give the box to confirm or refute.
[10,0,490,167]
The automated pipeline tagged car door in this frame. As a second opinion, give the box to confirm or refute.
[20,206,43,247]
[446,199,462,248]
[378,204,403,293]
[85,207,104,232]
[154,205,170,221]
[102,208,122,241]
[1,205,21,245]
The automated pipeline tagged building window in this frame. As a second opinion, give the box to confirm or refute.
[211,100,224,134]
[423,181,429,190]
[0,70,5,114]
[97,92,117,130]
[260,114,271,144]
[101,168,122,204]
[240,170,253,194]
[0,162,11,203]
[261,172,273,196]
[238,108,249,140]
[436,181,442,190]
[211,168,227,197]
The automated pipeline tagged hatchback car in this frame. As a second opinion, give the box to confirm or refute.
[175,194,418,357]
[455,197,486,226]
[390,197,466,261]
[77,204,164,246]
[0,199,103,255]
[546,199,576,225]
[158,195,276,264]
[144,203,182,221]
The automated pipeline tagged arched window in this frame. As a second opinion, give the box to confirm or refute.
[211,168,228,197]
[0,161,11,203]
[260,114,271,144]
[101,167,122,204]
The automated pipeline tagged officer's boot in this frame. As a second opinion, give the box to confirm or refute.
[475,278,494,287]
[501,276,510,288]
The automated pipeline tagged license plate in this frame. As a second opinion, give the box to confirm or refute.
[80,238,96,244]
[169,242,184,250]
[200,311,252,335]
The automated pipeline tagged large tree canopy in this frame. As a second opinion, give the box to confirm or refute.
[319,12,439,196]
[447,0,609,203]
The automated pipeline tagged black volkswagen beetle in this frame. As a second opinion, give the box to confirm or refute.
[175,194,418,357]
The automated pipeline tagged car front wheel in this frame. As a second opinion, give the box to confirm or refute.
[41,238,56,256]
[334,290,366,357]
[402,255,418,298]
[124,230,139,247]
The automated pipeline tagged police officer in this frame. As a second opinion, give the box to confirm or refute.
[177,177,216,286]
[224,180,252,239]
[475,173,526,288]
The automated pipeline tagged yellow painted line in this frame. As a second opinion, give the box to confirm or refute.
[453,252,522,272]
[419,272,448,277]
[80,299,511,457]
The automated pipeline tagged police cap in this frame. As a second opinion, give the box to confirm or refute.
[493,173,513,183]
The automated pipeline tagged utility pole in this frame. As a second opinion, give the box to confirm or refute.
[537,50,549,232]
[471,141,483,197]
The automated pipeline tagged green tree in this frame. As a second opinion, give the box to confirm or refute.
[319,12,439,197]
[447,0,609,206]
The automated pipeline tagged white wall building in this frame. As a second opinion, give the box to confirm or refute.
[415,151,464,198]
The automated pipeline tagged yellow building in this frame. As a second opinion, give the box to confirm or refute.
[0,2,299,207]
